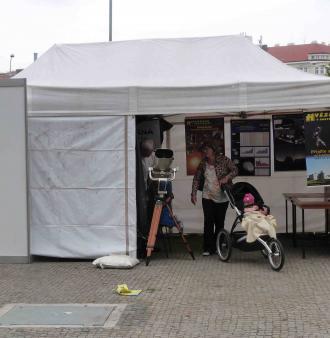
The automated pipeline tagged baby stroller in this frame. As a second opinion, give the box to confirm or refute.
[216,182,285,271]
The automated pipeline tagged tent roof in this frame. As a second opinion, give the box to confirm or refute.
[15,35,330,115]
[17,35,327,87]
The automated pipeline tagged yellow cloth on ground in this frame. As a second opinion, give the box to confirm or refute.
[241,211,277,243]
[116,284,142,296]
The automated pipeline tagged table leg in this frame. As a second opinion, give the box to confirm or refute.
[285,199,288,234]
[302,208,305,259]
[292,202,297,247]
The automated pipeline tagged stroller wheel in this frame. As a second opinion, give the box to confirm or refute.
[216,229,232,262]
[267,239,285,271]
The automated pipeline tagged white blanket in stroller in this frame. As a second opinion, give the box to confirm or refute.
[241,211,277,243]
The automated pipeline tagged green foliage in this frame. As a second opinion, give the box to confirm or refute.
[326,63,330,77]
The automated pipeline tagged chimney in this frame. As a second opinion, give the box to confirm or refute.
[33,53,38,62]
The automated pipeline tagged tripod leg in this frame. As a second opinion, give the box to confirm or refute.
[160,226,169,258]
[166,205,195,260]
[146,201,163,266]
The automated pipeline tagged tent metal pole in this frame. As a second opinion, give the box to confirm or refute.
[124,115,129,255]
[109,0,112,41]
[24,80,31,263]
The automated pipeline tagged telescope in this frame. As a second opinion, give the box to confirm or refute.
[154,149,174,171]
[148,148,177,195]
[145,148,194,265]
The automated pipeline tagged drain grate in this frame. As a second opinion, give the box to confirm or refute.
[0,304,126,328]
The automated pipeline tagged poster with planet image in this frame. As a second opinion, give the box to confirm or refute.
[185,117,224,175]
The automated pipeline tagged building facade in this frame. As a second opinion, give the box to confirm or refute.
[266,43,330,76]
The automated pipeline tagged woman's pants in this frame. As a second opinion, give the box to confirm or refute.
[202,198,229,253]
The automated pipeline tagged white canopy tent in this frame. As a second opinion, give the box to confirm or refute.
[15,35,330,258]
[18,35,330,116]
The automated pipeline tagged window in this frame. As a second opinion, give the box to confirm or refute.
[310,54,330,61]
[315,67,319,74]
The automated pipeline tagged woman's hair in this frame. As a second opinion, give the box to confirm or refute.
[199,141,216,153]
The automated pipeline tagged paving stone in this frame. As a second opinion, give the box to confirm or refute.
[0,237,330,337]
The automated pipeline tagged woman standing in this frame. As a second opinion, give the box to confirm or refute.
[191,142,238,255]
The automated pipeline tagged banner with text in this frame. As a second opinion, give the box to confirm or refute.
[304,112,330,186]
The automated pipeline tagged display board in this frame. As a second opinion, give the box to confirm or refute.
[304,112,330,187]
[0,79,29,263]
[185,117,224,175]
[231,119,270,176]
[273,114,306,171]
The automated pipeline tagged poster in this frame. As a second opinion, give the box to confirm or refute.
[185,117,224,175]
[273,114,306,171]
[231,119,270,176]
[304,112,330,187]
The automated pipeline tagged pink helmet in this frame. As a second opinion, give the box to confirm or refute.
[243,193,255,206]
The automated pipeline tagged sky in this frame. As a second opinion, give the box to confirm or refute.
[306,156,330,177]
[0,0,329,73]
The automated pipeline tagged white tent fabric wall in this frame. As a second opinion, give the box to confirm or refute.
[28,116,136,258]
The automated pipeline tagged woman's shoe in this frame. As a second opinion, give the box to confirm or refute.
[202,251,210,256]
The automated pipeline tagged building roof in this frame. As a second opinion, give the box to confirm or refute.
[267,44,330,63]
[0,71,15,80]
[0,70,23,80]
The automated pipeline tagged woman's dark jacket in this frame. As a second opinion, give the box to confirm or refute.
[191,154,238,197]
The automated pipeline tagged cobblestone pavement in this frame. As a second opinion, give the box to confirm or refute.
[1,237,330,337]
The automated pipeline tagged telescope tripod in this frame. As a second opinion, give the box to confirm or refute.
[146,196,195,266]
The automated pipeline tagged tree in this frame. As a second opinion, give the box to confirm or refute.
[326,63,330,77]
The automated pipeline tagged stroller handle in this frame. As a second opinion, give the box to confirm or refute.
[221,184,242,217]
